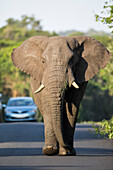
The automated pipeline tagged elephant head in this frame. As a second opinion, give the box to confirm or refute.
[11,36,110,155]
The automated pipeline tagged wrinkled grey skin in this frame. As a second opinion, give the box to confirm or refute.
[11,36,110,156]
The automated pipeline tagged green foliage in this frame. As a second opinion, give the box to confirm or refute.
[92,35,112,46]
[78,79,113,122]
[0,43,31,98]
[95,0,113,33]
[68,31,85,37]
[99,40,113,95]
[0,15,58,103]
[0,15,58,42]
[0,39,15,47]
[94,116,113,139]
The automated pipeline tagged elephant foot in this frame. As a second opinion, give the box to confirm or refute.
[59,147,76,156]
[43,146,58,156]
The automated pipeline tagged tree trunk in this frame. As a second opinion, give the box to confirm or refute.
[12,89,18,97]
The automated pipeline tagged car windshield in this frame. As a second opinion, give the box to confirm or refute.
[7,99,35,106]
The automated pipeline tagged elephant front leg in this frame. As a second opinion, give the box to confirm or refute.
[42,92,58,155]
[43,114,59,155]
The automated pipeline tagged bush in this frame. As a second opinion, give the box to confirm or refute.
[94,116,113,139]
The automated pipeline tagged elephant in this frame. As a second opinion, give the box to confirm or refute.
[11,35,110,156]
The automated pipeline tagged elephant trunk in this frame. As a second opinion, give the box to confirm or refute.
[48,67,71,150]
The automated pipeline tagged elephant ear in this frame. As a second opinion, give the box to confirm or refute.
[11,36,48,83]
[73,36,111,83]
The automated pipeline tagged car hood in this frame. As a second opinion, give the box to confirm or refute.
[5,106,37,112]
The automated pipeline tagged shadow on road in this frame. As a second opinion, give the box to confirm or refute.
[76,147,113,157]
[0,148,43,157]
[0,165,86,170]
[0,147,113,157]
[0,123,45,143]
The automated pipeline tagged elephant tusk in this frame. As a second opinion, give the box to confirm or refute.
[72,82,79,89]
[34,84,45,94]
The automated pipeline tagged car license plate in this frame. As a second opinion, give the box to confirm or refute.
[15,114,25,118]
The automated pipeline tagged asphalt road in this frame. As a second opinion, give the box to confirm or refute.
[0,122,113,170]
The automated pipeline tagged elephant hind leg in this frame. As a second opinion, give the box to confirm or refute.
[58,101,78,156]
[59,82,88,156]
[59,145,76,156]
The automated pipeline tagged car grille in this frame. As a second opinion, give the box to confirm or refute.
[11,116,29,119]
[12,111,28,114]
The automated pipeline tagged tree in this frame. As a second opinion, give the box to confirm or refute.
[95,0,113,33]
[0,15,43,41]
[95,0,113,95]
[0,15,58,103]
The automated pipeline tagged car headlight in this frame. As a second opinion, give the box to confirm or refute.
[5,110,12,114]
[31,110,36,113]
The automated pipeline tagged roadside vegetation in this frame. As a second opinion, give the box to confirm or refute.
[94,116,113,139]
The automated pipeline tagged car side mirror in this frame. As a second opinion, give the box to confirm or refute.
[2,104,6,108]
